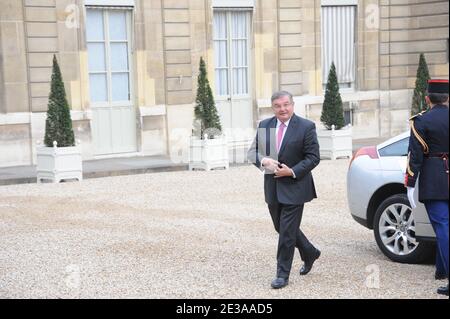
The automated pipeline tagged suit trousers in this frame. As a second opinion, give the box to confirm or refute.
[424,200,449,277]
[268,203,316,279]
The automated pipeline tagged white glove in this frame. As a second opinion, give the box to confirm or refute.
[407,187,416,209]
[261,157,280,172]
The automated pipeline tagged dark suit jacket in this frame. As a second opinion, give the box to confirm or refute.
[406,104,449,202]
[247,114,320,205]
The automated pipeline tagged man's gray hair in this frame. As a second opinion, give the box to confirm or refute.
[271,91,294,104]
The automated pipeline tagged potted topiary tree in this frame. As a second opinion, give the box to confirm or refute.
[411,53,430,115]
[317,62,352,160]
[36,55,82,183]
[189,57,229,171]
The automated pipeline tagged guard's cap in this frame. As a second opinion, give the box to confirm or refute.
[427,79,449,94]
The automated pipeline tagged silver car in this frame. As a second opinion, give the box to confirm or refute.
[347,132,435,264]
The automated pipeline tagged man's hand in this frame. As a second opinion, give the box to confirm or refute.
[407,187,417,209]
[274,164,294,178]
[261,158,280,172]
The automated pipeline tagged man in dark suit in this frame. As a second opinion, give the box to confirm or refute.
[247,91,321,289]
[406,79,449,296]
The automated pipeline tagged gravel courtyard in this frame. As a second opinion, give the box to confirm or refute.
[0,159,446,299]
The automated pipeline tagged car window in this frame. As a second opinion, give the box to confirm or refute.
[378,138,409,157]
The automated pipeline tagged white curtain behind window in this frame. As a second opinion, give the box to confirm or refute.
[87,9,131,103]
[109,11,129,101]
[231,11,249,95]
[214,11,228,96]
[87,10,107,102]
[321,5,356,86]
[213,10,250,97]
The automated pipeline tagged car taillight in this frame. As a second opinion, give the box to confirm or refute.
[349,146,379,167]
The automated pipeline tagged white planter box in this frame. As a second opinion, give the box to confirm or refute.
[36,144,83,183]
[317,126,353,160]
[189,135,229,171]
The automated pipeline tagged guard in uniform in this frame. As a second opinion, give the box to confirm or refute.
[405,79,449,297]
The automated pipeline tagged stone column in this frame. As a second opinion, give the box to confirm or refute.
[0,0,29,114]
[0,0,32,167]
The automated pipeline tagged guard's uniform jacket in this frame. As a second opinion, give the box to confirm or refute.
[405,104,449,202]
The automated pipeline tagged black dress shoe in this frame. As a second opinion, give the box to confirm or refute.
[271,277,289,289]
[300,249,321,276]
[437,284,449,296]
[435,271,448,280]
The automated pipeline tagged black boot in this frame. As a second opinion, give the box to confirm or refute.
[271,277,289,289]
[435,271,448,280]
[300,249,321,276]
[437,284,449,296]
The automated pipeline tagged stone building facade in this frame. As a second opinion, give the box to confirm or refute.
[0,0,448,167]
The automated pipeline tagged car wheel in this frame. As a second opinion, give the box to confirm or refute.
[373,194,433,264]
